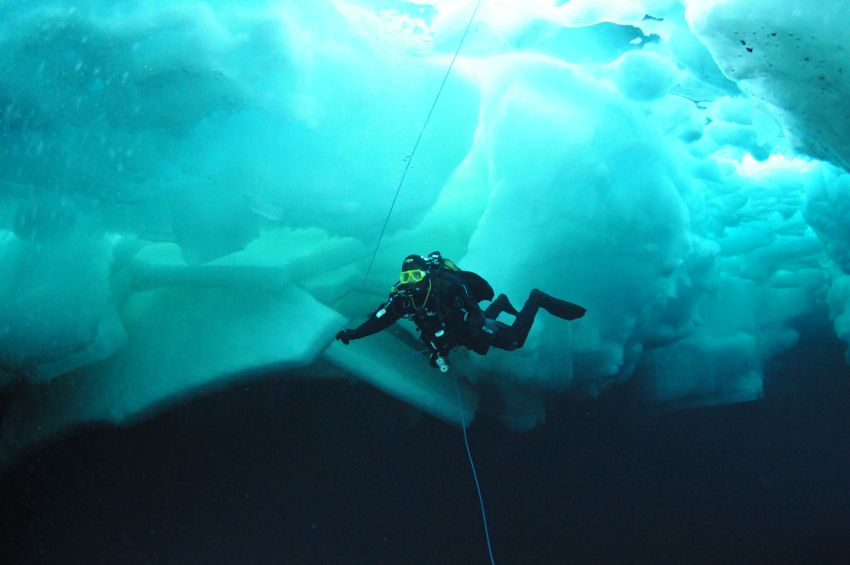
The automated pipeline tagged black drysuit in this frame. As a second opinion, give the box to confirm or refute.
[344,270,586,360]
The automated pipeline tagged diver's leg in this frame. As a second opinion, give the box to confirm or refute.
[506,291,544,349]
[483,293,519,319]
[479,319,520,351]
[506,289,586,349]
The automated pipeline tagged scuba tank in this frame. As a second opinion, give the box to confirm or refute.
[425,251,495,303]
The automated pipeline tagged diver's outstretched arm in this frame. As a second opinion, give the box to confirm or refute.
[336,301,402,344]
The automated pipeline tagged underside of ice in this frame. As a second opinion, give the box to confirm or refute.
[2,0,850,462]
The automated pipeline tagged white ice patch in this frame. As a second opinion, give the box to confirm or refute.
[614,50,677,101]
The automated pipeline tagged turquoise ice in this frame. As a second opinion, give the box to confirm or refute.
[1,0,849,461]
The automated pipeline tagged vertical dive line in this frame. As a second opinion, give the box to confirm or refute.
[361,0,484,290]
[453,374,496,565]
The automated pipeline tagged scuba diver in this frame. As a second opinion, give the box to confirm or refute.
[335,252,586,372]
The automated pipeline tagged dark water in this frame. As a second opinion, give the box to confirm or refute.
[2,334,849,564]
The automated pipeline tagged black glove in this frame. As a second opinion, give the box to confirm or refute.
[335,329,351,345]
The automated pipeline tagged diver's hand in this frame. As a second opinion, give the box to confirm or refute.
[335,329,352,345]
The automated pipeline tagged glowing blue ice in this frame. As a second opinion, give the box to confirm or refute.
[2,0,850,455]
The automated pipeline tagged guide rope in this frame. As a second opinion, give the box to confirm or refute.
[358,2,495,563]
[453,373,497,565]
[361,0,484,289]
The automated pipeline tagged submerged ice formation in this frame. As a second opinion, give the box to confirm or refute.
[2,0,850,459]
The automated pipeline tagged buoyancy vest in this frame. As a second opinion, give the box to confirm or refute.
[424,251,494,303]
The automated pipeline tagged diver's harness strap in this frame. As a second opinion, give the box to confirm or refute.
[393,252,483,373]
[394,279,452,372]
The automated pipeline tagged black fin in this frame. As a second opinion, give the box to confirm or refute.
[534,289,586,320]
[485,293,519,318]
[496,293,519,316]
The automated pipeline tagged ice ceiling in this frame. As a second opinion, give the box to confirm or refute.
[2,0,850,463]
